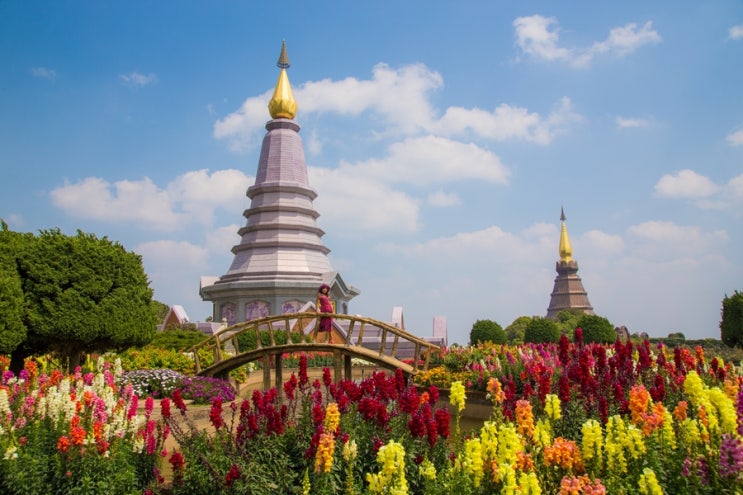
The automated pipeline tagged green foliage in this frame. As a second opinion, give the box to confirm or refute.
[0,227,28,354]
[150,328,208,351]
[115,345,199,374]
[11,228,157,370]
[236,329,308,352]
[576,314,616,343]
[504,316,532,344]
[554,309,584,336]
[524,317,560,343]
[720,290,743,347]
[151,300,170,322]
[469,319,506,345]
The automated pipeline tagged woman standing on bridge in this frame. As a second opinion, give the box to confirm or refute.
[316,283,334,343]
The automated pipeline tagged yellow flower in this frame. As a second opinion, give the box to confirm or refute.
[581,419,603,465]
[462,437,484,487]
[533,419,552,448]
[518,472,542,495]
[544,394,561,421]
[624,425,646,460]
[366,440,408,494]
[302,468,311,495]
[708,387,738,434]
[604,415,627,475]
[637,468,663,495]
[324,402,340,432]
[343,438,358,462]
[480,420,499,462]
[497,424,523,466]
[419,459,436,481]
[450,381,466,413]
[683,370,705,407]
[659,407,676,450]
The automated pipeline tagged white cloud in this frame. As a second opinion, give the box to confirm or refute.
[427,190,460,207]
[436,97,581,145]
[378,224,554,264]
[582,230,624,255]
[135,239,211,308]
[513,15,660,68]
[592,21,661,57]
[729,24,743,40]
[654,169,720,199]
[726,128,743,146]
[49,169,252,230]
[729,173,743,198]
[119,71,158,88]
[31,67,56,81]
[616,116,651,129]
[214,63,579,151]
[351,136,509,186]
[628,220,727,252]
[310,166,421,234]
[513,15,573,63]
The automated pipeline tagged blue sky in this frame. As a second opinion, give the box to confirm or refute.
[2,1,742,345]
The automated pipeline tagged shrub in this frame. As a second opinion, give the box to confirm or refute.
[524,317,560,343]
[469,319,506,345]
[576,314,616,343]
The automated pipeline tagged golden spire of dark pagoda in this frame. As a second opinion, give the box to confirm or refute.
[559,206,573,262]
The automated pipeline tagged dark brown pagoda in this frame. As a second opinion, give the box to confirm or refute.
[546,208,594,319]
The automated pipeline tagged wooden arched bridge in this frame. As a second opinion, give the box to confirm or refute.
[187,312,441,393]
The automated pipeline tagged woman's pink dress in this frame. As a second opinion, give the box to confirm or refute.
[318,294,333,332]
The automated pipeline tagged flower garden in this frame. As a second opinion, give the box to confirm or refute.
[1,331,742,494]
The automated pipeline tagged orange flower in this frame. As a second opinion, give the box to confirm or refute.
[629,385,651,425]
[672,401,688,421]
[70,426,86,446]
[516,450,534,471]
[487,377,505,404]
[544,437,584,472]
[515,400,534,438]
[640,403,665,436]
[57,435,70,453]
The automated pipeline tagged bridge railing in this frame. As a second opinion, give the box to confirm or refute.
[188,312,441,376]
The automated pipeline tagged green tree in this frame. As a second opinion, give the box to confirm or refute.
[152,299,171,323]
[504,316,532,344]
[721,290,743,348]
[576,314,616,344]
[0,224,29,354]
[11,228,156,371]
[469,319,506,345]
[524,317,560,344]
[554,309,584,337]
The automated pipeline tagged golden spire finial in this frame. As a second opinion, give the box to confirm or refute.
[268,41,298,119]
[559,206,573,262]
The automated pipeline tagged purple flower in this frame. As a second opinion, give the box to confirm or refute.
[719,434,743,479]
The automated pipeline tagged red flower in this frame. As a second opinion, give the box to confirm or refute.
[210,397,224,429]
[225,464,241,487]
[160,398,171,419]
[172,389,187,414]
